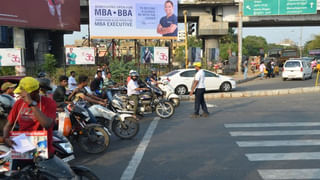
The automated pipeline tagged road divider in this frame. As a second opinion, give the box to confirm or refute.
[180,86,320,100]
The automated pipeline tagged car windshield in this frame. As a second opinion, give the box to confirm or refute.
[285,61,301,67]
[164,70,179,77]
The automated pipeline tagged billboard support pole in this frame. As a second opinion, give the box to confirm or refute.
[134,39,137,65]
[183,10,188,69]
[237,1,243,76]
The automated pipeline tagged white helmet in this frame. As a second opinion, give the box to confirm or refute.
[129,70,137,76]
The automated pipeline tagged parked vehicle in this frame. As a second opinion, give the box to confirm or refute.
[282,59,313,81]
[61,104,110,154]
[111,82,175,119]
[158,78,180,107]
[160,69,236,95]
[89,104,140,139]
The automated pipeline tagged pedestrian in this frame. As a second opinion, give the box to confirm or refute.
[266,61,272,78]
[259,61,266,79]
[68,71,77,92]
[189,62,209,118]
[243,59,248,79]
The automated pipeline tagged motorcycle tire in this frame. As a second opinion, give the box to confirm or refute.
[78,125,110,154]
[71,166,100,180]
[155,101,175,119]
[112,117,139,139]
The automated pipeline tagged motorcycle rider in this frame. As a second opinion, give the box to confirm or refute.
[0,82,17,137]
[90,70,104,98]
[3,77,56,169]
[53,75,70,109]
[68,75,107,123]
[127,72,148,120]
[146,69,160,86]
[103,72,117,102]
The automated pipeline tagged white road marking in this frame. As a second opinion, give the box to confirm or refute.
[237,139,320,147]
[230,130,320,136]
[246,152,320,161]
[258,169,320,179]
[206,103,217,108]
[225,122,320,128]
[120,117,160,180]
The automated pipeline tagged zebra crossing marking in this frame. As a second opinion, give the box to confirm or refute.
[246,152,320,161]
[258,169,320,180]
[225,122,320,128]
[230,130,320,136]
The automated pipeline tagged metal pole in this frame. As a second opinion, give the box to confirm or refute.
[300,27,303,58]
[237,1,243,76]
[183,10,188,69]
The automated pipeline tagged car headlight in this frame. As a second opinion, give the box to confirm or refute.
[59,142,73,154]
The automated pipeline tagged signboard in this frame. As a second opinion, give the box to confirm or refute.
[154,47,169,64]
[244,0,317,16]
[140,46,168,64]
[65,47,95,65]
[0,48,22,66]
[89,0,178,39]
[0,0,80,31]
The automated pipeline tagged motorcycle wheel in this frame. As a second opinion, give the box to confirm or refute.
[112,117,139,139]
[155,101,175,119]
[71,166,100,180]
[78,126,110,154]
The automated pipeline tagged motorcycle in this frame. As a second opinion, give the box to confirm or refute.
[158,78,180,107]
[111,82,175,119]
[88,104,140,139]
[0,145,99,179]
[58,104,110,154]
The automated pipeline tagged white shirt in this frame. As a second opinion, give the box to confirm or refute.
[259,64,266,73]
[68,76,77,91]
[127,80,140,96]
[194,69,205,89]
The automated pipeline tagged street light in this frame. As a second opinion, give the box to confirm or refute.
[183,10,188,69]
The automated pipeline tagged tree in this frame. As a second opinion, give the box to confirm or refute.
[304,34,320,54]
[219,28,238,60]
[43,53,57,78]
[243,36,268,56]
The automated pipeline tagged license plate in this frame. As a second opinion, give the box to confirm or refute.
[62,155,75,162]
[288,75,295,78]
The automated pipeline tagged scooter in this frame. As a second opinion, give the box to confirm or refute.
[158,78,180,107]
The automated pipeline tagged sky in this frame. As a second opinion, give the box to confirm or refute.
[64,24,320,47]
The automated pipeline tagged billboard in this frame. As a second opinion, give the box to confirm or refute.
[89,0,178,39]
[0,48,22,66]
[0,0,80,31]
[65,47,95,65]
[141,46,169,64]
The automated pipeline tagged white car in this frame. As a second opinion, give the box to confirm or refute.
[282,59,313,81]
[160,69,236,95]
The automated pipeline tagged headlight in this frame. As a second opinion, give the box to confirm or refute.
[59,142,73,154]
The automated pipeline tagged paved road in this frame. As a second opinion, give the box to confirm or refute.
[236,73,317,91]
[72,93,320,180]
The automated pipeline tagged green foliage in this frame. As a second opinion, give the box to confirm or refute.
[43,54,57,78]
[0,66,15,76]
[305,34,320,54]
[188,36,202,48]
[109,59,136,83]
[220,43,237,60]
[243,36,268,56]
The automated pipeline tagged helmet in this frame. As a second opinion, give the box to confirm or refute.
[38,78,52,91]
[129,70,137,76]
[130,71,139,77]
[37,72,46,78]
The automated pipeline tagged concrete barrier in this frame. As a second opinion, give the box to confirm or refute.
[180,86,320,101]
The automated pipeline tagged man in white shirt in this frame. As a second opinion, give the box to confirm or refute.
[127,72,148,120]
[259,61,266,79]
[189,63,209,118]
[68,71,77,91]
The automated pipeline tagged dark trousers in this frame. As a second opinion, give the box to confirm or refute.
[194,88,208,115]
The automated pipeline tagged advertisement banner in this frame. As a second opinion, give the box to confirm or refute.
[0,0,80,31]
[65,47,95,65]
[154,47,169,64]
[89,0,178,39]
[0,48,22,66]
[141,47,154,64]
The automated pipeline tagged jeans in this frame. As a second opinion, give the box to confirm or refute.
[260,72,264,79]
[244,67,248,79]
[194,88,208,115]
[106,90,113,102]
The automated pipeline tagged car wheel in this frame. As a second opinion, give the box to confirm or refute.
[175,85,188,95]
[310,73,313,79]
[220,82,232,92]
[282,78,287,81]
[302,74,305,81]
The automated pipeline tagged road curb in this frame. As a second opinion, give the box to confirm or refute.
[180,86,320,101]
[236,75,260,84]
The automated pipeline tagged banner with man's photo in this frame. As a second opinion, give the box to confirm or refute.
[0,48,22,66]
[89,0,178,39]
[65,47,95,65]
[141,46,168,64]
